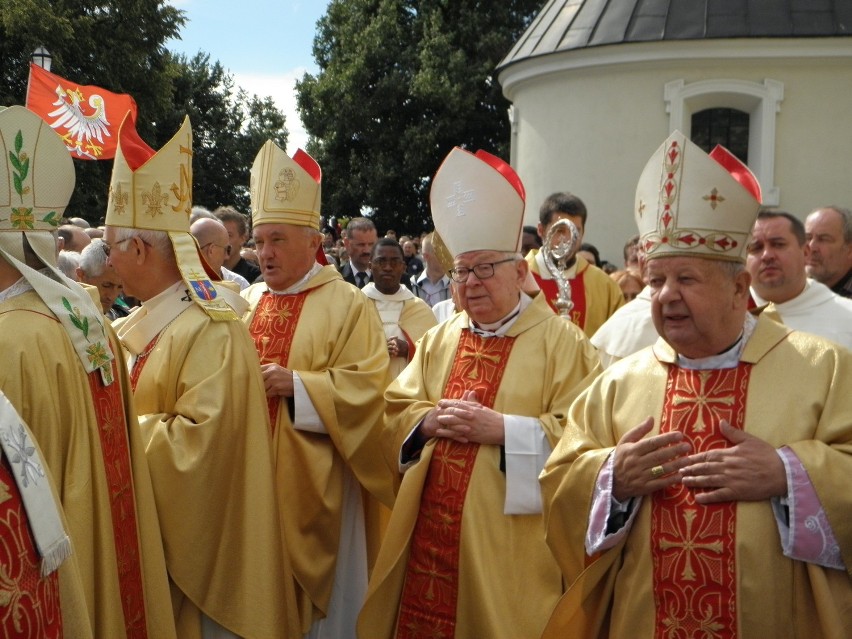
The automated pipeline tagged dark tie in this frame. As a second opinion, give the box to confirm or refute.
[356,272,367,288]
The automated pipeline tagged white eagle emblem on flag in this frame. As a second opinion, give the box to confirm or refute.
[47,85,112,159]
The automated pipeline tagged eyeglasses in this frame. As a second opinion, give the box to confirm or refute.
[200,242,232,255]
[101,237,134,257]
[102,236,152,257]
[448,257,519,283]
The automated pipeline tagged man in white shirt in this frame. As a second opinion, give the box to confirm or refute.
[746,210,852,350]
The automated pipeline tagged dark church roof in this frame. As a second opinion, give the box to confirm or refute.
[500,0,852,70]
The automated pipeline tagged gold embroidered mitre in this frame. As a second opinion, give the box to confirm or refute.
[105,114,234,321]
[0,105,73,250]
[430,147,525,258]
[250,141,321,230]
[106,114,193,232]
[635,131,762,263]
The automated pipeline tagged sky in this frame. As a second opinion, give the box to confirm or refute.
[166,0,331,155]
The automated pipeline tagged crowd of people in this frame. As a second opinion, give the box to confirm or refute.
[1,101,850,639]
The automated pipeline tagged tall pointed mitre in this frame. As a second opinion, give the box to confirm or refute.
[0,105,114,382]
[106,114,234,320]
[430,147,525,258]
[250,141,321,230]
[635,130,762,263]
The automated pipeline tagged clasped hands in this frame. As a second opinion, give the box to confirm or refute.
[421,390,505,446]
[387,336,409,359]
[612,417,787,504]
[261,362,294,398]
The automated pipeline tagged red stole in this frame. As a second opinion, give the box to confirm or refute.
[396,330,516,639]
[88,361,149,638]
[247,292,308,434]
[532,269,587,329]
[0,457,62,638]
[651,364,751,639]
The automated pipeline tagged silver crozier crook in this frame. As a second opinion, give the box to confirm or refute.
[541,218,580,319]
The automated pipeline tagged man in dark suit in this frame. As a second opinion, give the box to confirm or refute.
[340,217,377,288]
[340,217,411,289]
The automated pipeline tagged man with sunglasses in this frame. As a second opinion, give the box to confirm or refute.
[190,217,250,290]
[359,148,601,639]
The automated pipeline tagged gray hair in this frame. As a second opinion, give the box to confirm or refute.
[78,239,109,277]
[56,250,80,279]
[113,227,173,258]
[816,206,852,244]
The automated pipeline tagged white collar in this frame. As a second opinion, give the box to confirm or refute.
[267,262,323,295]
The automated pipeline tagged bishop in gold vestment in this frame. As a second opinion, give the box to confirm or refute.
[358,147,601,639]
[243,142,392,636]
[541,131,852,639]
[106,115,299,638]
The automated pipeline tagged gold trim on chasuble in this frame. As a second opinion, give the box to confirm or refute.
[0,458,62,638]
[396,330,517,639]
[88,362,149,638]
[652,364,751,639]
[248,292,308,434]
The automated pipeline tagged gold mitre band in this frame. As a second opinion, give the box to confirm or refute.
[250,141,321,230]
[430,147,526,258]
[635,131,762,263]
[106,114,193,232]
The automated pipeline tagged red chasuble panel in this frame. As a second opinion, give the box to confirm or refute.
[652,364,751,639]
[248,292,308,434]
[532,270,587,329]
[396,331,516,639]
[0,457,62,638]
[88,363,149,638]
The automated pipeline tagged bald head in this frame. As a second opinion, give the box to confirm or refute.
[57,224,92,253]
[191,217,231,273]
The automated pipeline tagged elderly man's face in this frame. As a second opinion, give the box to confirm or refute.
[79,265,124,313]
[454,250,526,324]
[103,227,144,299]
[746,216,808,303]
[648,256,750,359]
[805,208,852,287]
[254,223,320,291]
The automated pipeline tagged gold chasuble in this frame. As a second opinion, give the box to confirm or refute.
[243,266,393,633]
[0,292,175,639]
[652,365,750,637]
[396,331,516,637]
[123,299,299,639]
[541,315,852,639]
[359,295,602,639]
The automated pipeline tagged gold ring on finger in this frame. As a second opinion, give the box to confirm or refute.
[650,465,665,479]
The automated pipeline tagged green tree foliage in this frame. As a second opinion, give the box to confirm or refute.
[297,0,541,235]
[0,0,286,224]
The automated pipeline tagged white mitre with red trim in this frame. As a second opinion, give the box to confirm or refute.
[430,147,525,258]
[635,131,762,263]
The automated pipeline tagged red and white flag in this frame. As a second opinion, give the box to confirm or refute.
[26,63,138,160]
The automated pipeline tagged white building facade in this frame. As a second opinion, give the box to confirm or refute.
[498,0,852,265]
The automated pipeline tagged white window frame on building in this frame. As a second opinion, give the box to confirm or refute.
[665,78,784,205]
